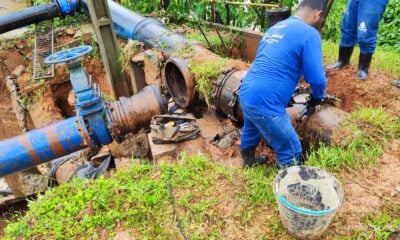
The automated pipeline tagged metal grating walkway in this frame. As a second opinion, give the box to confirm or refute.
[33,20,55,80]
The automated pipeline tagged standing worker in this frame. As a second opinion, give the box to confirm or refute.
[327,0,388,80]
[239,0,327,169]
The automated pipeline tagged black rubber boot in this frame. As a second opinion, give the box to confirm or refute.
[356,53,373,81]
[241,148,267,167]
[392,80,400,88]
[326,46,354,70]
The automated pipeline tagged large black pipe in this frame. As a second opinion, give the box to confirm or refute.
[0,2,61,34]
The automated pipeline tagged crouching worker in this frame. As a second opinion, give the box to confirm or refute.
[239,0,327,169]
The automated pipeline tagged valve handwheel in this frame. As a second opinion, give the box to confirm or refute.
[44,45,93,64]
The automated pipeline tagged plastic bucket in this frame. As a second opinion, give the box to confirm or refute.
[273,166,344,239]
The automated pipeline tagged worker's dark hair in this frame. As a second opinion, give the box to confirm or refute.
[298,0,327,12]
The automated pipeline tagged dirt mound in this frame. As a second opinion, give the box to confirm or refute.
[326,66,399,112]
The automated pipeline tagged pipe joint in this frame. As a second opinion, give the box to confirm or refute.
[68,60,113,149]
[55,0,79,16]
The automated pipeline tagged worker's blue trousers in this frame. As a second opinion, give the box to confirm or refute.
[240,103,302,169]
[340,0,388,54]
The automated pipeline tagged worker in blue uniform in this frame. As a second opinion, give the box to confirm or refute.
[327,0,388,80]
[239,0,327,169]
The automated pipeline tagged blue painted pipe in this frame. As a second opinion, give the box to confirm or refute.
[0,117,85,176]
[0,2,60,34]
[105,1,190,52]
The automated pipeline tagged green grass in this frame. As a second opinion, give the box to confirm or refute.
[4,154,282,239]
[189,57,229,105]
[360,204,400,240]
[322,40,400,78]
[307,107,400,170]
[4,105,399,239]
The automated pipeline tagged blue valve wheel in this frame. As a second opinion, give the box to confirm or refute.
[45,45,93,64]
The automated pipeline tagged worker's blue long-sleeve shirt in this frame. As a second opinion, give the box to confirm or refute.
[240,17,327,115]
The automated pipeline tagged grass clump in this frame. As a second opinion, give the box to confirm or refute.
[361,204,400,240]
[307,107,400,170]
[4,153,283,239]
[4,164,170,239]
[189,58,229,105]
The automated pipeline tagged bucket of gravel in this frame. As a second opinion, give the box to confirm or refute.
[273,166,344,239]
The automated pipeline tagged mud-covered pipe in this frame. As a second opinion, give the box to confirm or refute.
[0,117,86,177]
[0,2,61,34]
[107,85,167,141]
[214,69,348,145]
[164,45,248,108]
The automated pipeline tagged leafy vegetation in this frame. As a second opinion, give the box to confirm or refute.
[3,105,399,239]
[4,154,283,239]
[189,57,229,105]
[116,0,400,50]
[320,0,346,41]
[31,0,90,28]
[363,204,400,240]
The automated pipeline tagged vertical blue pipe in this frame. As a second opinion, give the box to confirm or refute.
[0,117,86,177]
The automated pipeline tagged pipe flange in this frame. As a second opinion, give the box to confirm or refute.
[76,115,97,150]
[212,69,239,121]
[56,0,79,16]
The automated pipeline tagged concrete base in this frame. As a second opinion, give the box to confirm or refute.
[148,132,177,162]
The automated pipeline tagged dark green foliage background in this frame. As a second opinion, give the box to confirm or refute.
[30,0,400,50]
[118,0,400,50]
[377,0,400,50]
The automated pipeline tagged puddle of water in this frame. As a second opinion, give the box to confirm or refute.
[0,0,28,16]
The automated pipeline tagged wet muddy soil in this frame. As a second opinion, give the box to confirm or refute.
[330,139,400,236]
[326,66,399,112]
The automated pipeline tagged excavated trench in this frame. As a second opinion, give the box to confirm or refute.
[1,29,396,180]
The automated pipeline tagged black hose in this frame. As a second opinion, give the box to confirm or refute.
[0,2,61,34]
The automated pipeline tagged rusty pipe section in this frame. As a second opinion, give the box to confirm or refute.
[107,85,167,142]
[213,69,348,145]
[164,45,248,108]
[164,57,195,108]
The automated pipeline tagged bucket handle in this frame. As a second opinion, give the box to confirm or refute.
[276,182,338,216]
